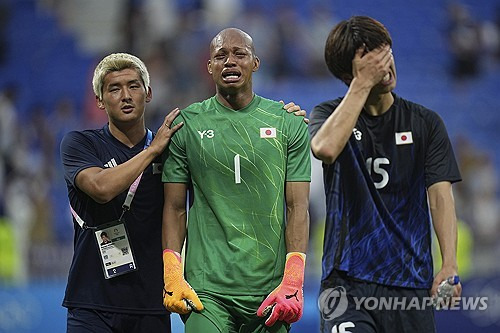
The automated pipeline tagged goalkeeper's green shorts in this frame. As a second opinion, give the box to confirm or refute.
[182,291,290,333]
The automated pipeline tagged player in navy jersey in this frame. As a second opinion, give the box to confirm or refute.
[309,16,462,332]
[60,53,183,332]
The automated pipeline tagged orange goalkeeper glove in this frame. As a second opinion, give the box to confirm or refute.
[257,252,306,326]
[163,249,203,314]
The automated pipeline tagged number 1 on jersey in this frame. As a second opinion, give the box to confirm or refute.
[234,154,241,184]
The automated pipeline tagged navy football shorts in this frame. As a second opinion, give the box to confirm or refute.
[67,308,171,333]
[318,270,436,333]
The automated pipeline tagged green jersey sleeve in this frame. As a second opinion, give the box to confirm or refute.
[285,114,311,182]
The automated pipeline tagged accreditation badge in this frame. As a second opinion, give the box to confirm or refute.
[94,219,137,279]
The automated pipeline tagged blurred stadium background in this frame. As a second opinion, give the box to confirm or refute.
[0,0,499,332]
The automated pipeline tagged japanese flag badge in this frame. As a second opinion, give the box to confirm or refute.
[395,131,413,145]
[260,127,276,139]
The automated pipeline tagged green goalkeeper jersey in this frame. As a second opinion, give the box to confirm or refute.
[162,95,311,295]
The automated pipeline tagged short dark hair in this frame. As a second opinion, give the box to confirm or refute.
[325,16,392,81]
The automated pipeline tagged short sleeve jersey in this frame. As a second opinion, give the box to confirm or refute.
[60,125,166,314]
[162,95,311,295]
[309,94,461,289]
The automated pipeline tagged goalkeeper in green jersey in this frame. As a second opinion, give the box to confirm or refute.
[161,28,311,332]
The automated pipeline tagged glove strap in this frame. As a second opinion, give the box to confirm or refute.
[286,252,306,262]
[283,252,306,287]
[163,249,182,263]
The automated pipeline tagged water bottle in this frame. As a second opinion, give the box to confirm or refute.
[433,275,460,309]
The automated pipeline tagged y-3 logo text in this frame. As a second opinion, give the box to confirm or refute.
[198,130,214,139]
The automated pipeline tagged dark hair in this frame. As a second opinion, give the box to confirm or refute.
[325,16,392,81]
[100,232,108,238]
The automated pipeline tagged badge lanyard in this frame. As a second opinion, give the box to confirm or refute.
[120,129,153,219]
[70,129,153,279]
[70,129,153,229]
